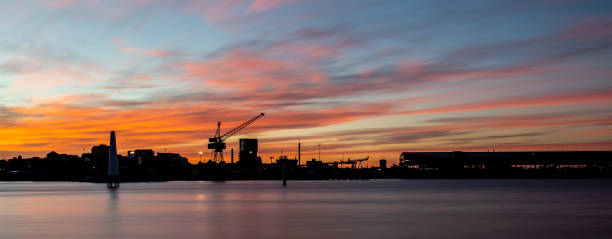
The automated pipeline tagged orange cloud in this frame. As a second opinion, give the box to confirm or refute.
[0,96,394,162]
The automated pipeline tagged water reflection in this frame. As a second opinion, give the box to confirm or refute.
[106,188,120,239]
[108,188,119,211]
[0,180,611,239]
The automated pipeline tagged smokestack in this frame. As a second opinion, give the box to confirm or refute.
[231,148,234,164]
[298,140,301,166]
[108,131,119,176]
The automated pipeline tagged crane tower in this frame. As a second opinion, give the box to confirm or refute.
[208,113,264,163]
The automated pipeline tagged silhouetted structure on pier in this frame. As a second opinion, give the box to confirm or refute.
[395,151,612,178]
[2,149,612,181]
[107,131,119,188]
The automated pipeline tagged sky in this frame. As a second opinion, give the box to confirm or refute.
[1,0,611,165]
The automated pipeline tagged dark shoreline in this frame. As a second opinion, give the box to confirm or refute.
[4,151,611,183]
[2,169,612,183]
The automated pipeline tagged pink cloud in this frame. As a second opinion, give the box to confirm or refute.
[249,0,292,12]
[406,88,612,115]
[565,128,612,137]
[8,66,101,95]
[562,16,612,39]
[121,47,177,57]
[181,0,295,24]
[278,43,339,60]
[426,114,612,131]
[179,48,326,91]
[42,0,94,8]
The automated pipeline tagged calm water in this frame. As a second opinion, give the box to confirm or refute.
[1,179,612,239]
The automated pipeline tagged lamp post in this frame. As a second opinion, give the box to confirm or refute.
[198,151,203,162]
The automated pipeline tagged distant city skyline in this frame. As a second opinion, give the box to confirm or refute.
[1,0,611,164]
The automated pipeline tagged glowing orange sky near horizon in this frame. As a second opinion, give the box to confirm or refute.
[1,0,612,165]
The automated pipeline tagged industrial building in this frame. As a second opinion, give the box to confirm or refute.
[238,138,262,168]
[133,149,154,164]
[399,151,612,170]
[379,159,387,169]
[276,155,298,169]
[306,159,323,169]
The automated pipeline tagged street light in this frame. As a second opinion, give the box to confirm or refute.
[198,151,203,162]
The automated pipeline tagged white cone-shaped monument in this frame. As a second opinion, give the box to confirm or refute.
[107,131,119,188]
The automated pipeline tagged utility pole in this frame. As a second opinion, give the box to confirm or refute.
[281,158,287,186]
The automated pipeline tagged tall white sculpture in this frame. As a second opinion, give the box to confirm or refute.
[107,131,119,188]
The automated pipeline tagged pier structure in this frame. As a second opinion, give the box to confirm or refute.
[280,156,287,186]
[399,151,612,170]
[275,155,291,186]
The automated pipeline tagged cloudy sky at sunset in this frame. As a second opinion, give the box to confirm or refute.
[1,0,611,164]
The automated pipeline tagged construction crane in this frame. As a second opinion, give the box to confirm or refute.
[208,113,264,163]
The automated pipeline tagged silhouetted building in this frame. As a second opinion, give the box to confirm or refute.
[46,151,60,160]
[239,138,261,168]
[92,145,110,156]
[156,153,187,162]
[46,151,78,161]
[399,151,612,170]
[89,144,110,176]
[134,149,154,164]
[276,156,298,169]
[306,159,323,169]
[127,151,135,159]
[380,159,387,169]
[152,152,191,176]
